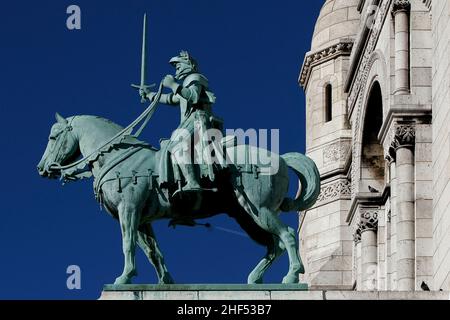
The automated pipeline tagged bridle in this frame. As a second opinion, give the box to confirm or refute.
[47,116,76,172]
[47,82,164,183]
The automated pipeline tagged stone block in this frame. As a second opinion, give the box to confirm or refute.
[377,291,450,300]
[411,31,432,49]
[416,199,432,218]
[324,291,378,300]
[270,291,323,300]
[411,48,433,67]
[416,237,433,257]
[415,218,433,238]
[99,291,141,300]
[198,291,271,300]
[310,271,343,286]
[411,12,432,30]
[142,291,199,300]
[415,180,433,200]
[416,256,433,276]
[411,67,432,87]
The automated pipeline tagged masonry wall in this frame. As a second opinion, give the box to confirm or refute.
[410,0,434,291]
[432,0,450,291]
[301,54,354,289]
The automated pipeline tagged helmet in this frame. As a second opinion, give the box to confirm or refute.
[169,51,198,72]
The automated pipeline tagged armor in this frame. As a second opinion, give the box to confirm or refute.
[144,51,219,196]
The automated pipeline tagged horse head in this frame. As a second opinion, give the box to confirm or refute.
[37,113,80,179]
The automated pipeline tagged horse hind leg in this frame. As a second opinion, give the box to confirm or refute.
[248,236,285,284]
[137,223,175,284]
[229,203,286,284]
[114,203,140,285]
[257,207,304,284]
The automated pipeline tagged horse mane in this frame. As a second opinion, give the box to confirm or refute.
[68,115,157,150]
[69,115,124,131]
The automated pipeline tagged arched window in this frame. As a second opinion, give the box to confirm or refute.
[325,84,332,122]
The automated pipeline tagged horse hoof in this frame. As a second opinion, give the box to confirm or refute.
[160,274,175,285]
[299,264,305,274]
[282,274,299,284]
[247,275,264,284]
[114,275,132,285]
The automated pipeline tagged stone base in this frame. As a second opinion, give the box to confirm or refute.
[99,284,450,300]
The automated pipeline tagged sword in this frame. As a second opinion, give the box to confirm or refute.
[132,13,155,103]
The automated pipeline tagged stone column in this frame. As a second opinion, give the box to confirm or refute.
[393,124,416,291]
[386,154,397,290]
[359,210,379,291]
[393,0,411,94]
[354,228,362,291]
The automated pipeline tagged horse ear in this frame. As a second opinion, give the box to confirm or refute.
[55,112,68,125]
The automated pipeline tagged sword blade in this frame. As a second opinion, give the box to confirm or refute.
[140,13,147,88]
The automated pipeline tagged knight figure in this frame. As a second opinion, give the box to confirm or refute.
[141,51,221,197]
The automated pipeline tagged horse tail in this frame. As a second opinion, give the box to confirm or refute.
[279,152,321,212]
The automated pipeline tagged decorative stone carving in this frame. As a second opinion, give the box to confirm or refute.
[348,0,391,196]
[392,124,415,149]
[300,40,354,87]
[422,0,431,11]
[384,126,397,160]
[393,0,411,15]
[353,227,362,244]
[347,0,391,116]
[316,179,352,204]
[358,209,379,232]
[323,140,351,165]
[385,154,395,165]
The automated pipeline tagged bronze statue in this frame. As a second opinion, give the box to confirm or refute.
[36,15,320,285]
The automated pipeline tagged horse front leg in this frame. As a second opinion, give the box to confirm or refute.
[114,202,139,285]
[137,223,175,284]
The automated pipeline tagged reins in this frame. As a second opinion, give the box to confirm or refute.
[52,82,164,182]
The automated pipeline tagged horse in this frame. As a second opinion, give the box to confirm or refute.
[37,113,320,285]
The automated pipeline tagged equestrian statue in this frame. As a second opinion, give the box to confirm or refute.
[36,14,320,285]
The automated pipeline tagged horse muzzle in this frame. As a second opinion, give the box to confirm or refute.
[37,162,61,179]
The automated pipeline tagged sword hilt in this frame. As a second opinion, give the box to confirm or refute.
[131,83,156,103]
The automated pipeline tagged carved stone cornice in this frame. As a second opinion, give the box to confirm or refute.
[299,40,354,88]
[392,0,411,15]
[392,124,415,149]
[315,179,352,206]
[358,209,379,233]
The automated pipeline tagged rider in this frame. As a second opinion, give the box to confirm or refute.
[141,51,219,196]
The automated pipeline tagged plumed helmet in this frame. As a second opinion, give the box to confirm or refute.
[169,51,198,72]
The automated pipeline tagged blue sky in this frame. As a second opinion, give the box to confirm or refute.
[0,0,322,299]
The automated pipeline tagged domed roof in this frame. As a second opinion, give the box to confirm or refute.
[311,0,360,51]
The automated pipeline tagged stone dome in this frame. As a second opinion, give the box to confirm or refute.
[311,0,360,51]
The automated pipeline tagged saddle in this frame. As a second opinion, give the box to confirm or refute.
[158,134,238,191]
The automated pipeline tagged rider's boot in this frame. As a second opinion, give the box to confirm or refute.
[173,165,205,197]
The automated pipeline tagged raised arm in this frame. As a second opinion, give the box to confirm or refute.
[139,88,178,106]
[139,74,203,106]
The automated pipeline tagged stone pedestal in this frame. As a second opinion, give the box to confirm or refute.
[99,285,450,300]
[99,284,308,300]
